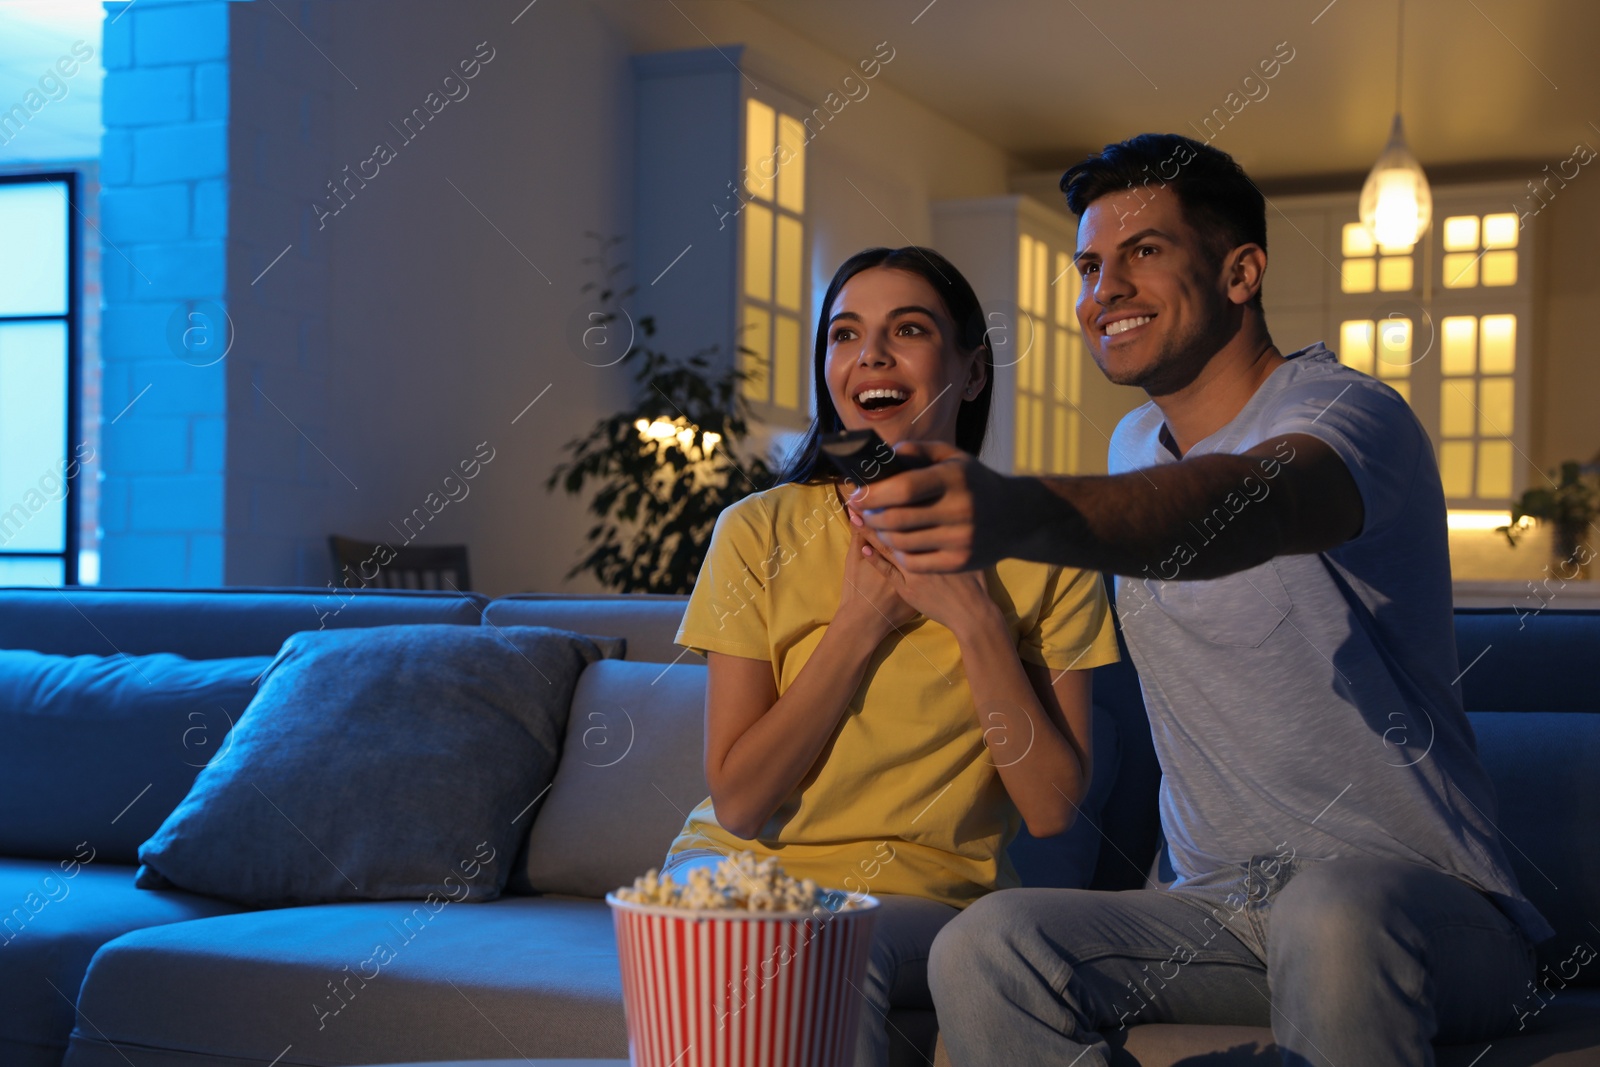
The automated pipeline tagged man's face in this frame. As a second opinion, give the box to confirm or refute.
[1073,185,1240,397]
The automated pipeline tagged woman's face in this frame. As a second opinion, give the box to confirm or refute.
[823,267,985,447]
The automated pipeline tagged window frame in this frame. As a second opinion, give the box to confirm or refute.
[0,170,81,586]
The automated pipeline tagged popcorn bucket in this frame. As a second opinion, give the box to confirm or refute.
[606,892,880,1067]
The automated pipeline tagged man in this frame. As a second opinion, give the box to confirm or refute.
[855,133,1549,1066]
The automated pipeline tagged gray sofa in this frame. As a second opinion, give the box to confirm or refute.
[0,586,1595,1066]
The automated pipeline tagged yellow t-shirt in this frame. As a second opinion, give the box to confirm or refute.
[666,480,1120,909]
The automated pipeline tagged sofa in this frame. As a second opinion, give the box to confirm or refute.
[0,585,1595,1067]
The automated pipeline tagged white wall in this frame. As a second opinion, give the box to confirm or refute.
[226,0,1016,596]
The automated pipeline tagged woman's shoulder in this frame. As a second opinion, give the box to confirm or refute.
[717,480,840,533]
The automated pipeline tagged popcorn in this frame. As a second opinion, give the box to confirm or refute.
[616,851,859,912]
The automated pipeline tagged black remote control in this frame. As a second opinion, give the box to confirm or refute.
[818,429,930,484]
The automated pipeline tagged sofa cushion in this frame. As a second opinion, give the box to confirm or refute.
[137,625,600,907]
[1469,710,1600,978]
[1006,702,1121,889]
[512,659,709,897]
[0,857,242,1067]
[0,648,271,863]
[63,897,628,1067]
[485,594,694,665]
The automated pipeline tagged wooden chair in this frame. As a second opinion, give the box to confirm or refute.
[327,535,471,592]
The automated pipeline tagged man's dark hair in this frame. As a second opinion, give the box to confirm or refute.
[1060,133,1267,308]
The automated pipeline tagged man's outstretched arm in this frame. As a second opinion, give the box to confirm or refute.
[853,433,1364,579]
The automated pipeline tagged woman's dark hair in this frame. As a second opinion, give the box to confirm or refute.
[1060,133,1267,308]
[777,246,993,485]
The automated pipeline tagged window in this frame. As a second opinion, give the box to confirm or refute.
[1014,233,1085,474]
[0,174,78,585]
[1340,221,1414,293]
[1337,315,1414,404]
[739,97,807,420]
[1320,190,1531,512]
[1437,313,1517,500]
[1441,212,1519,289]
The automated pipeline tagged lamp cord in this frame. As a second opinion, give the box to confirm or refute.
[1395,0,1406,115]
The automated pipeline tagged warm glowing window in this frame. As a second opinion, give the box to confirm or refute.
[1340,221,1412,294]
[1014,236,1084,474]
[1437,313,1517,502]
[1337,316,1413,404]
[740,99,807,415]
[1442,212,1518,289]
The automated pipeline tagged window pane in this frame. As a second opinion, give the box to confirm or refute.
[1480,315,1516,374]
[1389,380,1411,405]
[1052,408,1067,473]
[1482,213,1518,249]
[743,203,772,301]
[1339,320,1374,375]
[1440,379,1476,437]
[1054,329,1068,403]
[1066,333,1082,405]
[1017,236,1034,315]
[1066,410,1080,473]
[1054,252,1072,326]
[1341,259,1376,293]
[0,556,64,586]
[1014,391,1031,471]
[1479,378,1513,436]
[0,182,69,317]
[1439,440,1474,498]
[744,99,775,201]
[1442,252,1479,288]
[1342,222,1376,257]
[1033,241,1048,321]
[1377,255,1413,291]
[1440,316,1476,376]
[1481,250,1517,286]
[1477,440,1513,499]
[772,314,801,410]
[1030,396,1044,471]
[1442,215,1480,252]
[775,115,805,213]
[740,305,770,402]
[1376,317,1411,378]
[775,215,802,311]
[0,321,68,553]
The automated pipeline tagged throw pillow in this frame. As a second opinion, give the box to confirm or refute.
[511,658,708,897]
[136,624,600,907]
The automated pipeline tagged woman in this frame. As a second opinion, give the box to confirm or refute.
[662,246,1119,1066]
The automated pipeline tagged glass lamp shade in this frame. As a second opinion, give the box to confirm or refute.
[1359,114,1432,251]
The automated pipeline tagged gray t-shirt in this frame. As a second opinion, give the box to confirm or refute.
[1109,342,1551,944]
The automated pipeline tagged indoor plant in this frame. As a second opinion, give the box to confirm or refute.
[548,236,776,594]
[1498,457,1599,580]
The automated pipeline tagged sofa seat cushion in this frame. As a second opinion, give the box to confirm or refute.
[0,858,242,1067]
[64,897,629,1067]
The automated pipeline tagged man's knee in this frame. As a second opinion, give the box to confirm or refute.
[929,892,1034,998]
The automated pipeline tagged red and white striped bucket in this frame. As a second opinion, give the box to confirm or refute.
[606,892,880,1067]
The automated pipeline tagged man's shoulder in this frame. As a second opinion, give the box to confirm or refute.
[1110,401,1167,475]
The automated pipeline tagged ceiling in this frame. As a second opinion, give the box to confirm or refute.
[747,0,1598,180]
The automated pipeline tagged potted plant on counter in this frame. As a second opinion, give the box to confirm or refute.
[1498,457,1600,580]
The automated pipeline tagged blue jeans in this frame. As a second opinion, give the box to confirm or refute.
[661,851,958,1067]
[928,855,1537,1067]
